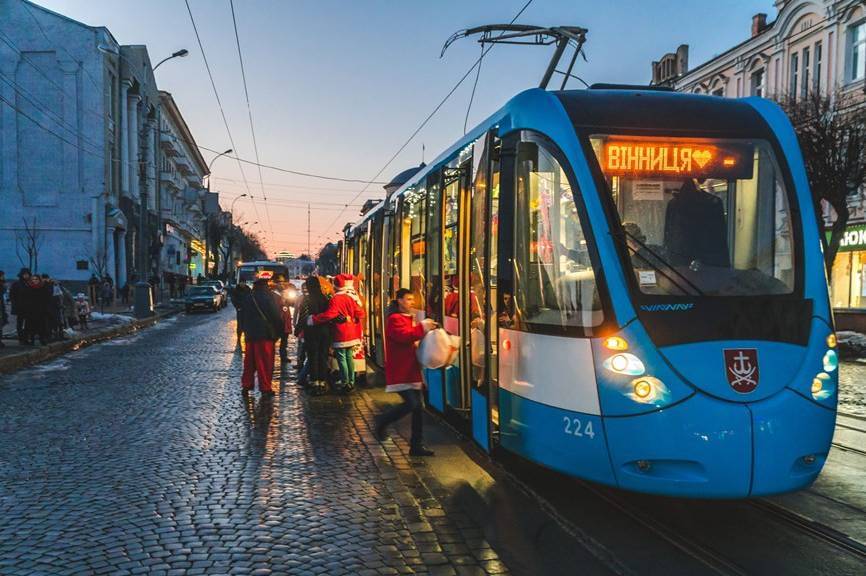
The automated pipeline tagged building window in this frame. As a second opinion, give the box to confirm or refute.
[801,46,811,98]
[850,21,866,82]
[814,41,823,91]
[712,87,725,97]
[790,52,799,97]
[750,69,764,97]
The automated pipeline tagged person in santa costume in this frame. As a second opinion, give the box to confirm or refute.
[374,288,437,456]
[309,273,365,393]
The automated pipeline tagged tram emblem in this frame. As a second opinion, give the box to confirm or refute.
[724,349,759,393]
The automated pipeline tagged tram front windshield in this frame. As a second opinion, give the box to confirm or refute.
[589,136,797,297]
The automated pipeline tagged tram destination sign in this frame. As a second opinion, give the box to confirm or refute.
[601,139,754,180]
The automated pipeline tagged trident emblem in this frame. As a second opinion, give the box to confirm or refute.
[723,349,759,393]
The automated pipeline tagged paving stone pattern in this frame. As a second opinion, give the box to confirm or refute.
[0,312,510,575]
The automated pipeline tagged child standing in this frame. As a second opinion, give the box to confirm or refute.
[75,293,91,330]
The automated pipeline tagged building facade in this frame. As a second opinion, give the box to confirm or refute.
[651,0,866,319]
[0,0,214,296]
[159,91,208,283]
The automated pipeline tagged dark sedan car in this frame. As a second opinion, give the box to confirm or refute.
[184,286,221,313]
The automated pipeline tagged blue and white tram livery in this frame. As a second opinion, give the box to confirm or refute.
[342,86,837,498]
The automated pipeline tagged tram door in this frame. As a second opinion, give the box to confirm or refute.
[465,133,499,451]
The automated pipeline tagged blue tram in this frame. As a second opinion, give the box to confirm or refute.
[341,86,838,498]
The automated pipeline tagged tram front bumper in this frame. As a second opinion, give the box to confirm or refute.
[603,390,834,498]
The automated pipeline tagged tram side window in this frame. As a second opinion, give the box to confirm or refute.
[400,185,427,312]
[426,172,443,324]
[514,137,603,330]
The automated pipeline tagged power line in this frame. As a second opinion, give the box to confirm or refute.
[197,144,389,184]
[183,0,262,234]
[0,71,105,155]
[21,1,104,93]
[229,0,273,239]
[314,0,535,246]
[0,92,105,160]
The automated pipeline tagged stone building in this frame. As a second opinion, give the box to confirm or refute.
[650,0,866,320]
[0,0,213,295]
[159,91,208,282]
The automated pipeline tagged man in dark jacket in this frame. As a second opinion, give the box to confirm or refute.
[239,278,282,397]
[9,268,31,344]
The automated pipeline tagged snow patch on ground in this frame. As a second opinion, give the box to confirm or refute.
[89,312,135,324]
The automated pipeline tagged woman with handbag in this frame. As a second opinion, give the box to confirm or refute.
[239,277,283,397]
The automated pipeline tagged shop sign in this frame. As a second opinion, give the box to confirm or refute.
[828,224,866,252]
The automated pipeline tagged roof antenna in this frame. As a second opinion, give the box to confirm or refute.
[441,24,588,90]
[421,143,425,164]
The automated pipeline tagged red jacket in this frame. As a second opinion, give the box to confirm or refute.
[385,312,426,391]
[312,291,365,348]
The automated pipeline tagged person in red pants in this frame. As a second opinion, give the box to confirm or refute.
[239,277,283,397]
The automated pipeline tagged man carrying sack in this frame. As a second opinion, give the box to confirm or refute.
[374,288,437,456]
[239,277,283,397]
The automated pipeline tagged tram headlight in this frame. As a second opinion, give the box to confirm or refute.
[827,333,837,348]
[822,349,838,373]
[603,336,629,351]
[603,353,645,376]
[811,372,834,401]
[628,376,668,404]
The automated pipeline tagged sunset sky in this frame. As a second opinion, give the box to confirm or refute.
[35,0,775,257]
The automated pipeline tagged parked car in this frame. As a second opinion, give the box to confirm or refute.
[185,286,222,313]
[200,280,228,308]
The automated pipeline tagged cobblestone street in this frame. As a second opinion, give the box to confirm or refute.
[0,312,510,576]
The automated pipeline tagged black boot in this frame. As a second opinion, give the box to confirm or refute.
[409,445,435,457]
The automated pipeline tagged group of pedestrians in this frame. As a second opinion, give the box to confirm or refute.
[1,267,93,347]
[234,272,437,456]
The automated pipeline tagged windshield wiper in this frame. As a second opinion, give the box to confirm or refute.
[615,230,705,297]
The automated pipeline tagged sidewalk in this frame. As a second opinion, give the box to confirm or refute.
[0,301,183,375]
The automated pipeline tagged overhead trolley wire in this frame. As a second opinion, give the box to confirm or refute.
[314,0,536,247]
[183,0,263,231]
[228,0,273,238]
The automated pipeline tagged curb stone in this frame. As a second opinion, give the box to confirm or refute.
[0,307,182,376]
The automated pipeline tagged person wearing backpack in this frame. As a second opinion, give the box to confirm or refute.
[374,288,437,456]
[239,278,283,397]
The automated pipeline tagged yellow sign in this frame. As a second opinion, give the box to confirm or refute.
[605,143,716,174]
[600,139,754,180]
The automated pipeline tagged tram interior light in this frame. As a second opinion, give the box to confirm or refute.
[603,353,645,376]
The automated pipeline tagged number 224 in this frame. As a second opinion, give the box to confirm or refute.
[563,417,595,439]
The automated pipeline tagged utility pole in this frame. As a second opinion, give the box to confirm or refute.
[307,203,311,257]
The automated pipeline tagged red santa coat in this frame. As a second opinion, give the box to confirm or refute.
[312,291,365,348]
[384,312,426,392]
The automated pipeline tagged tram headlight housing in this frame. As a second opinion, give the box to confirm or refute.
[603,353,645,376]
[826,333,837,348]
[628,376,669,404]
[603,336,629,351]
[811,372,834,401]
[822,349,838,373]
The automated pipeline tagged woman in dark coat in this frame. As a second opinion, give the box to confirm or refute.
[294,276,332,395]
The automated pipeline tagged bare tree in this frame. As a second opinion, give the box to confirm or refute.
[15,217,43,272]
[781,90,866,275]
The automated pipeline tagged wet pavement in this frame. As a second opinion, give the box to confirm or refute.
[0,311,513,576]
[2,310,865,576]
[838,361,866,417]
